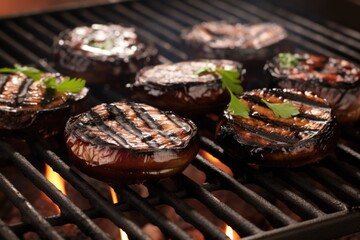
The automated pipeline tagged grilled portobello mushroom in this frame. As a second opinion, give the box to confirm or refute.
[215,88,339,168]
[265,53,360,125]
[53,24,158,86]
[64,102,199,183]
[130,59,243,117]
[181,21,287,67]
[0,69,88,138]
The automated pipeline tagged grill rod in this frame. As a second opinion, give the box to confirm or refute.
[0,142,110,240]
[30,142,151,240]
[0,173,63,240]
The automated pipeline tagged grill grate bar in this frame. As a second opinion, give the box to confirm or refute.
[30,142,151,240]
[337,143,360,164]
[42,15,68,31]
[133,3,185,31]
[77,9,107,24]
[0,48,18,65]
[0,219,19,240]
[206,0,261,23]
[307,166,360,206]
[0,30,54,71]
[325,20,360,41]
[112,5,182,44]
[242,211,360,240]
[0,142,110,240]
[277,170,348,213]
[229,0,360,61]
[4,21,51,55]
[195,153,295,228]
[148,183,230,240]
[59,12,86,26]
[248,171,325,219]
[259,1,360,50]
[0,173,64,240]
[148,1,199,25]
[176,174,262,236]
[326,157,360,188]
[22,17,57,43]
[116,185,190,240]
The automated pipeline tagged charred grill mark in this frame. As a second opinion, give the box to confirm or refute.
[73,123,108,145]
[129,103,182,145]
[230,88,335,146]
[166,113,192,132]
[267,89,329,108]
[88,109,130,147]
[243,95,329,123]
[14,78,34,106]
[232,119,299,145]
[107,104,159,148]
[0,75,8,94]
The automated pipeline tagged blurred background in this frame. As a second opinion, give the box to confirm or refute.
[1,0,359,31]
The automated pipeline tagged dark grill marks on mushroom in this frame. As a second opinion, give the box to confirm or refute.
[0,72,88,137]
[265,53,360,125]
[215,88,339,168]
[65,102,199,183]
[130,59,243,117]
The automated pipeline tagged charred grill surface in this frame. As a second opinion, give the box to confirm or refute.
[266,54,360,125]
[65,102,199,183]
[216,88,339,167]
[131,59,243,117]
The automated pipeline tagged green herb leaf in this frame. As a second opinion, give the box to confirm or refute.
[88,39,113,50]
[195,67,244,94]
[0,64,43,80]
[228,90,249,118]
[278,53,300,69]
[261,99,300,119]
[216,69,243,95]
[195,66,247,117]
[44,77,86,93]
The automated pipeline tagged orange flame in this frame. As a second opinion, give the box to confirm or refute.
[109,187,129,240]
[225,225,240,240]
[199,150,233,177]
[45,164,66,213]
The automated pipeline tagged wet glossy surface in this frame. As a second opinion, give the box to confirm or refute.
[216,88,338,167]
[65,102,199,183]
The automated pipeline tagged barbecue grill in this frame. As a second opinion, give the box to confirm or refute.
[0,0,359,239]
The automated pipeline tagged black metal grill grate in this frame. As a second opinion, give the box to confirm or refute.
[0,0,360,239]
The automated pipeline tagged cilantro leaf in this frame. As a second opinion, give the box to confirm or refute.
[44,77,86,93]
[228,90,249,118]
[261,99,300,119]
[0,64,43,80]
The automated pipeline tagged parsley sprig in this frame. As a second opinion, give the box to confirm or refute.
[44,77,86,93]
[196,66,248,118]
[196,65,300,119]
[278,53,306,69]
[0,64,43,80]
[261,99,300,119]
[0,65,86,93]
